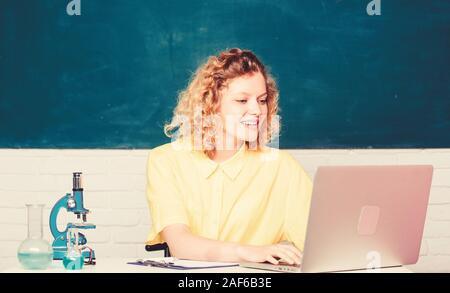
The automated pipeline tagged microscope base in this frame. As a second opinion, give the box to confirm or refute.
[53,248,95,261]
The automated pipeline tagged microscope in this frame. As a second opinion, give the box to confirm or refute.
[49,172,96,263]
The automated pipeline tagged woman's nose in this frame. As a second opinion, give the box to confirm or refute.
[247,99,262,115]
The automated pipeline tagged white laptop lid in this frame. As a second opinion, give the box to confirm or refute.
[301,165,433,273]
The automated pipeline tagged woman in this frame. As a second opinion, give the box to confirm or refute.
[146,48,312,265]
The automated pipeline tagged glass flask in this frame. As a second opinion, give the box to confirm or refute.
[62,227,85,270]
[17,204,53,270]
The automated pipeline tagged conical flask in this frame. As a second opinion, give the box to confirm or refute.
[17,204,53,270]
[62,227,85,270]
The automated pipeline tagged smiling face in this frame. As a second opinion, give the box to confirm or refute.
[165,48,279,157]
[217,71,268,149]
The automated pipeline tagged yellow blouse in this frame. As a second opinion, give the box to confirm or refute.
[145,138,313,251]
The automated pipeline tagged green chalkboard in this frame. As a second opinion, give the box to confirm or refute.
[0,0,449,148]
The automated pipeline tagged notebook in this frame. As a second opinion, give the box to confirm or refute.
[127,257,239,270]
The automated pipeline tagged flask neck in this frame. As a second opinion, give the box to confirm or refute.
[26,204,44,239]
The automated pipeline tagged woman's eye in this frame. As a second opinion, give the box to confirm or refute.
[236,100,247,104]
[259,99,267,104]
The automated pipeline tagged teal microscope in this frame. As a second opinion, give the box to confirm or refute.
[49,172,96,263]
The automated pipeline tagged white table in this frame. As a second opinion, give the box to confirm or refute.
[1,258,413,273]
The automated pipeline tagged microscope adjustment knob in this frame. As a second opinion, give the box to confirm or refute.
[67,198,76,209]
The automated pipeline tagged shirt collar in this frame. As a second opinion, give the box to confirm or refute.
[180,139,248,180]
[218,143,248,180]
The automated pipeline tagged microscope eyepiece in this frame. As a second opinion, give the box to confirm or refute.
[73,172,83,190]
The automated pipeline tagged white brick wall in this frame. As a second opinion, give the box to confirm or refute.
[0,148,449,272]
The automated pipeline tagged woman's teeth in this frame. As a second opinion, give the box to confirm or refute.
[241,121,258,127]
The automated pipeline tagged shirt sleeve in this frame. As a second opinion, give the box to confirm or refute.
[145,148,190,245]
[282,158,313,252]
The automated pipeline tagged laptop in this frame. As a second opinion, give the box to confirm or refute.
[240,165,433,273]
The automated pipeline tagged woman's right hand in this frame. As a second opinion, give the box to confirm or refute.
[236,243,302,265]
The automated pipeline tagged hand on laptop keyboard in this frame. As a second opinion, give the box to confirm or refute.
[236,242,302,265]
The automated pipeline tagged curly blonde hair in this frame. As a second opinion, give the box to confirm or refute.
[164,48,280,159]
